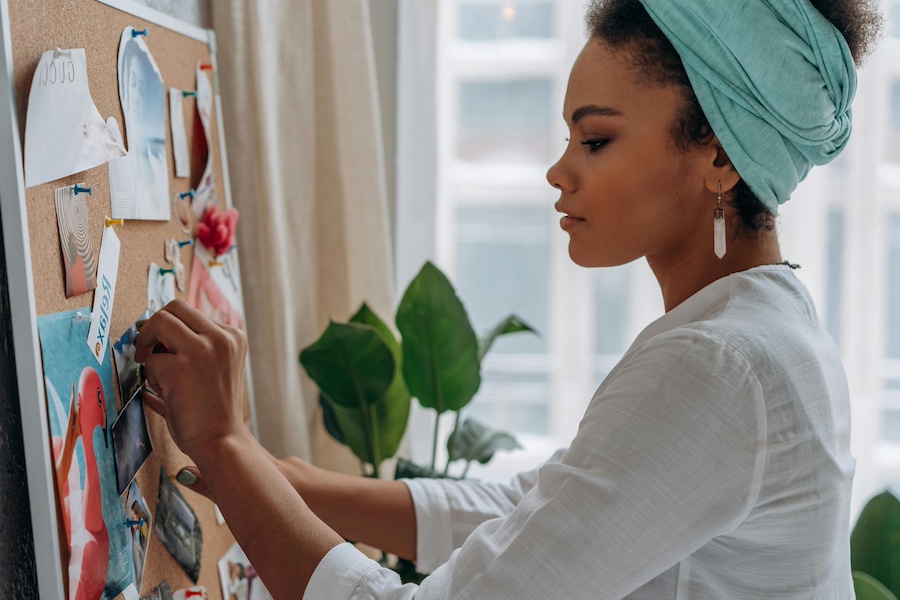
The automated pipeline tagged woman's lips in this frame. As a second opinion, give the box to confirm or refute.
[560,215,585,231]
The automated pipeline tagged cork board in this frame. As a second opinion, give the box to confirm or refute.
[7,1,245,597]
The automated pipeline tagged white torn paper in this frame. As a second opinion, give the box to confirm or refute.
[117,28,170,220]
[25,49,126,188]
[147,262,176,314]
[107,117,136,220]
[87,226,121,366]
[169,89,190,178]
[192,62,216,215]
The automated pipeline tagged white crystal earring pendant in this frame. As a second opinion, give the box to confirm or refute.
[714,181,726,259]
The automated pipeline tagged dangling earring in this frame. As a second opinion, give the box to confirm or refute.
[714,181,726,259]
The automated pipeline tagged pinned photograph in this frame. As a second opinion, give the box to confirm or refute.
[218,543,272,600]
[113,312,150,407]
[191,62,216,216]
[116,26,170,220]
[140,580,173,600]
[37,309,133,599]
[155,468,202,582]
[112,391,153,496]
[55,184,97,298]
[125,480,151,593]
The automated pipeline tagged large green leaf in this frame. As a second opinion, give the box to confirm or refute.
[300,322,395,467]
[319,393,345,445]
[347,303,412,463]
[324,395,410,469]
[299,321,394,409]
[854,572,899,600]
[852,490,900,599]
[396,262,481,414]
[447,417,521,464]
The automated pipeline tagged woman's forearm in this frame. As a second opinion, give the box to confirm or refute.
[276,456,418,561]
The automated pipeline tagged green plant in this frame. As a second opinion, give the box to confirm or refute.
[854,572,899,600]
[299,261,536,478]
[851,489,900,599]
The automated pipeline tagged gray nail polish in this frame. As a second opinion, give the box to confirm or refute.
[176,469,197,486]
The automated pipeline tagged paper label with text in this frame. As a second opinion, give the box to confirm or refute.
[87,226,121,365]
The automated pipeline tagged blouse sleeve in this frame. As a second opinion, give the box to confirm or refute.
[401,448,567,573]
[304,327,767,600]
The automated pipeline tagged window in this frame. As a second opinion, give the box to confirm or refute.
[458,0,556,41]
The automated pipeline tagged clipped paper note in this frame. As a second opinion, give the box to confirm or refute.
[147,262,175,314]
[25,49,126,187]
[87,226,121,365]
[169,89,190,178]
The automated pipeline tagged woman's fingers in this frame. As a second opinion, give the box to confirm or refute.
[159,299,219,336]
[142,352,179,399]
[141,386,166,418]
[175,466,211,499]
[134,309,198,362]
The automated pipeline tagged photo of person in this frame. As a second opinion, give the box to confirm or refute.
[188,247,244,330]
[155,468,202,582]
[54,184,97,298]
[111,391,153,495]
[113,312,150,406]
[125,481,151,593]
[217,543,272,600]
[116,26,169,220]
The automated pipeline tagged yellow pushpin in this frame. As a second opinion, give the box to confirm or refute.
[105,217,124,228]
[208,259,224,268]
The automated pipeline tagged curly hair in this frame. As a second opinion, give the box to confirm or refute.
[585,0,883,231]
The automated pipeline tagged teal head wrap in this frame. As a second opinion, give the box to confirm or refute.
[637,0,857,214]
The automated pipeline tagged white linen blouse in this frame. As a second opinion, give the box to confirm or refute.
[304,265,856,599]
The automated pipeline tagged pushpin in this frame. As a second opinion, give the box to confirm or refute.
[179,190,195,200]
[124,518,144,527]
[73,311,94,323]
[53,48,72,59]
[132,28,149,38]
[208,260,224,268]
[182,90,197,98]
[158,268,175,276]
[178,239,194,248]
[105,217,124,228]
[73,184,93,196]
[200,64,214,71]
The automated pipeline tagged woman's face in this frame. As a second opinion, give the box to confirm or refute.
[548,40,716,268]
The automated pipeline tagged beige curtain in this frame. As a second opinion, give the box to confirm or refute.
[210,0,394,470]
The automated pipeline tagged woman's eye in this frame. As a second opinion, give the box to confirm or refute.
[581,139,610,153]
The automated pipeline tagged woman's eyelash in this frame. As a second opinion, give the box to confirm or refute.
[581,139,610,153]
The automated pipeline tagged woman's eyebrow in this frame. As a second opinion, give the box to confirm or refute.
[569,105,625,124]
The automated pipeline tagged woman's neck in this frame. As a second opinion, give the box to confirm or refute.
[647,225,784,313]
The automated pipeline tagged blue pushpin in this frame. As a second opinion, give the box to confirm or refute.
[73,185,92,196]
[124,518,144,527]
[158,268,175,276]
[132,28,148,38]
[179,190,195,200]
[177,239,194,248]
[182,90,197,98]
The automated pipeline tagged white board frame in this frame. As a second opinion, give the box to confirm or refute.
[0,2,256,597]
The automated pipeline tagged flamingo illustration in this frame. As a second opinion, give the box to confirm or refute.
[52,366,110,600]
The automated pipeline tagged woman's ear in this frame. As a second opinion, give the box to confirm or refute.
[704,139,741,195]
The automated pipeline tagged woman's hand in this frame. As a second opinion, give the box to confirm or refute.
[134,299,249,461]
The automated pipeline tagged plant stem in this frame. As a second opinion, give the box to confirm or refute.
[462,460,472,479]
[443,411,463,476]
[430,412,440,471]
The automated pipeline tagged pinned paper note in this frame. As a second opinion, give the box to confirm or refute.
[55,184,97,298]
[25,49,126,187]
[169,89,190,178]
[107,117,137,220]
[147,262,175,313]
[217,543,272,600]
[116,28,170,220]
[87,226,121,365]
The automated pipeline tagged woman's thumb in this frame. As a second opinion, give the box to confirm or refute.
[175,466,210,498]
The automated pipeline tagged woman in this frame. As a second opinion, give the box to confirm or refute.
[136,0,882,597]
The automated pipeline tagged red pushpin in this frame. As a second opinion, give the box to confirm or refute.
[200,64,214,71]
